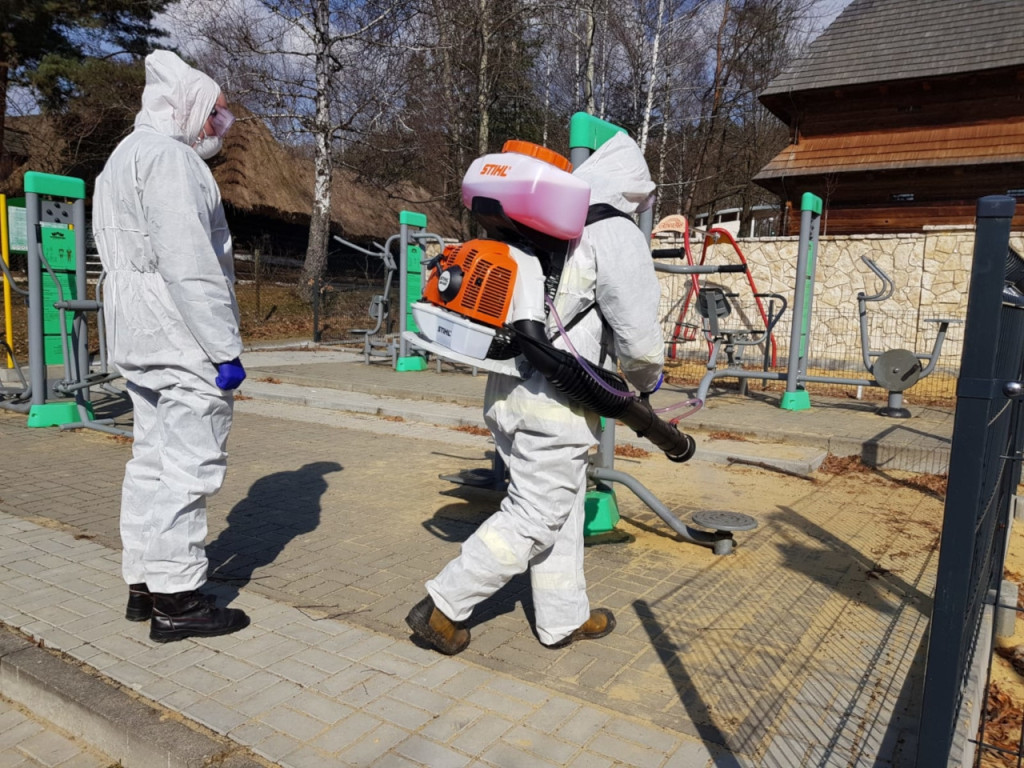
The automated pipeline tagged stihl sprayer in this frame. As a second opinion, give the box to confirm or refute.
[410,141,696,463]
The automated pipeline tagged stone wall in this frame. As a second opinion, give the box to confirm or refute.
[655,229,1024,377]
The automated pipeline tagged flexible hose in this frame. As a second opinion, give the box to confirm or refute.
[512,319,696,463]
[545,296,704,423]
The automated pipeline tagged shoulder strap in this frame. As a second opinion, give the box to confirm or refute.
[585,203,637,228]
[545,205,628,352]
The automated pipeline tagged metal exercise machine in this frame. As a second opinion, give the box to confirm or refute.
[696,192,959,417]
[0,172,124,434]
[335,212,446,371]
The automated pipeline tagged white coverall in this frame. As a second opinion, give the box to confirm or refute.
[427,132,665,645]
[92,51,242,594]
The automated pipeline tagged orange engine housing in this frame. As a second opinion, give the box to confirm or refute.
[422,239,518,328]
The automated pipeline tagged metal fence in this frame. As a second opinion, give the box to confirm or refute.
[917,197,1024,767]
[232,245,386,348]
[660,298,965,406]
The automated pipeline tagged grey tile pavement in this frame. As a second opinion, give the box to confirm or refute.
[0,345,952,767]
[0,694,115,768]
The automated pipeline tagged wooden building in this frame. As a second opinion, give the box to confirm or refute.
[754,0,1024,235]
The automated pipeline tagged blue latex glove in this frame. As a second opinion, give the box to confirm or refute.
[215,357,246,390]
[641,372,664,400]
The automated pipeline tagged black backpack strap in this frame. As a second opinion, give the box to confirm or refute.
[546,205,631,358]
[585,203,637,228]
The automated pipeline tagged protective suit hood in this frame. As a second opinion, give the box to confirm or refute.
[572,132,655,215]
[134,50,220,146]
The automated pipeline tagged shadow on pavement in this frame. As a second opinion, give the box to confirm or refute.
[766,505,931,766]
[206,460,343,603]
[634,598,745,767]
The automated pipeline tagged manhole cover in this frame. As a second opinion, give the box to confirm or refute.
[692,509,758,532]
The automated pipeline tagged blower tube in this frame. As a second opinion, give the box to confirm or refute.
[512,319,697,463]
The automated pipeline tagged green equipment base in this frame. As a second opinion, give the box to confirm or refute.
[584,488,620,536]
[27,401,93,428]
[779,390,812,411]
[396,356,428,372]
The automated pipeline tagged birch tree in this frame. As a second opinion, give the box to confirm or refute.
[172,0,415,299]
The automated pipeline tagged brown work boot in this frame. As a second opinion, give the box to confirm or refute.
[545,608,616,649]
[405,596,470,655]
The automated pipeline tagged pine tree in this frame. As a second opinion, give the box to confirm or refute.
[0,0,170,171]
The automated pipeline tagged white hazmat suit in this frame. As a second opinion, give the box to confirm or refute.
[93,51,242,594]
[426,132,664,646]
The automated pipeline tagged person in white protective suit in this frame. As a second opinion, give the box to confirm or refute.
[92,50,249,643]
[406,132,664,654]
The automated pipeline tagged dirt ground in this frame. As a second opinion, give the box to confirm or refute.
[982,520,1024,766]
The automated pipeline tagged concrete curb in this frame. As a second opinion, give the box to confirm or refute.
[0,624,267,768]
[239,380,831,476]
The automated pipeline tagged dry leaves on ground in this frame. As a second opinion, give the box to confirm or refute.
[615,444,651,458]
[453,425,490,437]
[980,683,1024,767]
[818,454,874,475]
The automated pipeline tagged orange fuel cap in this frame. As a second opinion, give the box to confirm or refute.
[501,140,572,173]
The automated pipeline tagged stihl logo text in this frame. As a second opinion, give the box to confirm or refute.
[480,164,510,177]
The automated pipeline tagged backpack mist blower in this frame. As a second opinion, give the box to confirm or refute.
[408,141,696,464]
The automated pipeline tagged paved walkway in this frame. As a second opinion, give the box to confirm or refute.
[0,694,116,768]
[0,346,954,767]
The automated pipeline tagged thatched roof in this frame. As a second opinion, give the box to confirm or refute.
[1,108,461,242]
[210,104,461,241]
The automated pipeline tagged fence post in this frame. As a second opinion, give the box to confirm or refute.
[916,195,1016,767]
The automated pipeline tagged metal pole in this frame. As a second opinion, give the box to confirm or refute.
[1,195,13,368]
[398,221,409,361]
[781,193,821,411]
[72,198,89,406]
[25,191,44,406]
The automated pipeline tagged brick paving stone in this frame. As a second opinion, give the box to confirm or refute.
[393,733,472,768]
[251,730,304,764]
[464,686,537,721]
[259,706,329,742]
[0,697,111,768]
[555,707,612,746]
[391,681,454,715]
[336,722,410,764]
[292,645,357,676]
[285,690,354,725]
[365,695,437,731]
[187,695,251,734]
[0,364,951,768]
[235,679,305,718]
[501,724,579,764]
[310,711,384,753]
[661,739,718,768]
[480,740,565,768]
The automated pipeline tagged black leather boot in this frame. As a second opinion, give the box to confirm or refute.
[149,590,250,643]
[125,583,153,622]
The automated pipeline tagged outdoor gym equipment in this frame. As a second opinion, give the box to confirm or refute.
[696,192,959,417]
[403,112,757,554]
[332,234,398,364]
[0,172,124,434]
[334,212,446,371]
[657,214,780,368]
[0,194,28,398]
[651,215,786,395]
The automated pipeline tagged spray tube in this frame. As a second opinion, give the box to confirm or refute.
[511,318,697,463]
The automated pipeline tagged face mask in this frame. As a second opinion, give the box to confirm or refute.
[193,134,223,159]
